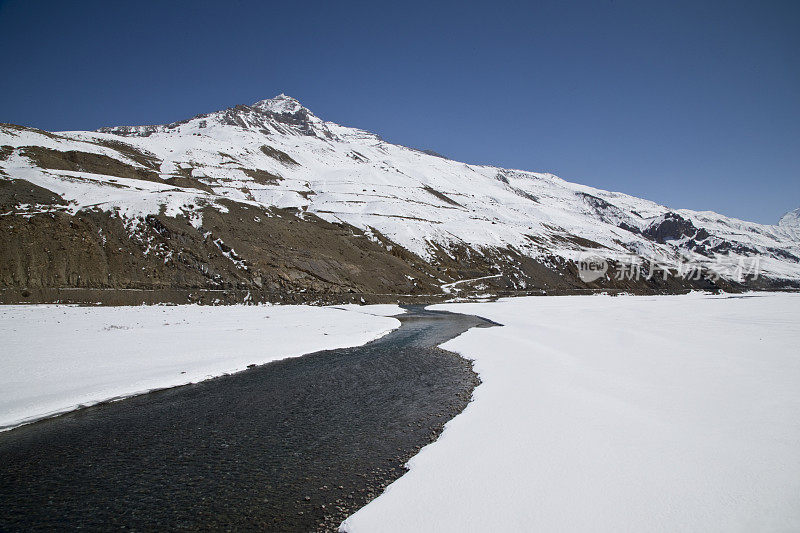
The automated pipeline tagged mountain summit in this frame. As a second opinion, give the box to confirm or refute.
[253,94,308,115]
[1,97,798,304]
[779,207,800,239]
[779,207,800,228]
[96,93,333,139]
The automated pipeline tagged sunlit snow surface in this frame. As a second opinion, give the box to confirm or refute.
[0,304,402,430]
[342,293,800,532]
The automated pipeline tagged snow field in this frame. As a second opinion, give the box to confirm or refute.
[342,293,800,532]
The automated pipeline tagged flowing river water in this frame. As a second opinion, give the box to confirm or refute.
[0,306,499,531]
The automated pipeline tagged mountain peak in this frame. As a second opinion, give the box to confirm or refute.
[779,207,800,229]
[253,94,308,116]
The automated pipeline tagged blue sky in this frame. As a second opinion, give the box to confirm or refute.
[0,0,797,224]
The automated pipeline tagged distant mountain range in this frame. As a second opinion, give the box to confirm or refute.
[1,94,798,304]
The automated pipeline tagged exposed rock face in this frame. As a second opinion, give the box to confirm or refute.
[1,96,798,304]
[644,212,710,244]
[1,178,68,208]
[19,146,161,182]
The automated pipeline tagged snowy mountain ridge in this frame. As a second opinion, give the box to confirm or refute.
[779,207,800,227]
[1,94,798,302]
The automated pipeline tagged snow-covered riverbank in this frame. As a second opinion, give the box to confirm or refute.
[0,304,402,430]
[342,293,800,532]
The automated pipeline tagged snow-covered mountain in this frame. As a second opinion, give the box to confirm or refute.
[1,95,798,303]
[779,208,800,240]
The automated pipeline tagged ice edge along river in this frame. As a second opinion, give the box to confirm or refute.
[0,303,404,431]
[342,292,800,533]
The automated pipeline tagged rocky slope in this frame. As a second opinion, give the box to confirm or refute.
[1,95,798,304]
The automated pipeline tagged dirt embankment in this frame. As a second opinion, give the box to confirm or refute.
[0,196,459,304]
[19,146,161,183]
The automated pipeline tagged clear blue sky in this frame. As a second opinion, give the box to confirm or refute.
[1,0,797,224]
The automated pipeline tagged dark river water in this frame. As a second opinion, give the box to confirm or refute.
[0,306,497,531]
